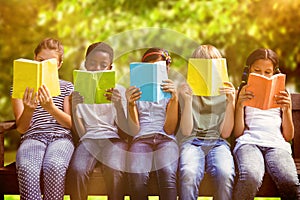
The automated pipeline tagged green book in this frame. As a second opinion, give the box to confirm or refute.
[73,70,115,104]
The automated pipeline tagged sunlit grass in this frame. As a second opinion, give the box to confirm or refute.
[3,196,280,200]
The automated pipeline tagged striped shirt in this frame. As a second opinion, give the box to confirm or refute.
[11,80,74,139]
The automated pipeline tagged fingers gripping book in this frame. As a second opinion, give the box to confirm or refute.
[12,58,60,99]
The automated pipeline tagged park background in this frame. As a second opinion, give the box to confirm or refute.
[1,0,300,199]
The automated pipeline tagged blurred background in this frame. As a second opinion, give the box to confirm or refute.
[1,0,300,156]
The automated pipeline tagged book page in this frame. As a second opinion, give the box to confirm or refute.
[41,58,60,97]
[244,73,286,110]
[94,71,115,104]
[73,70,115,104]
[12,58,60,99]
[187,58,229,96]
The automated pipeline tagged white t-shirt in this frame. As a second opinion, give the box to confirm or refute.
[234,106,292,154]
[75,85,127,141]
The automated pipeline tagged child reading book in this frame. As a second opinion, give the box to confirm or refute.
[68,42,128,200]
[178,44,235,200]
[126,47,179,200]
[233,48,300,199]
[11,38,74,200]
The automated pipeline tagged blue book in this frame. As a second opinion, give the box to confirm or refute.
[130,61,171,102]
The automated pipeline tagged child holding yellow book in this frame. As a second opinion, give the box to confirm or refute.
[233,48,300,199]
[11,38,74,200]
[178,45,235,200]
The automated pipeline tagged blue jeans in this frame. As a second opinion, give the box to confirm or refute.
[16,135,74,200]
[233,144,300,200]
[68,138,128,200]
[127,134,179,200]
[179,138,235,200]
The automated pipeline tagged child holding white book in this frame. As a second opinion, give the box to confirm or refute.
[68,42,128,200]
[178,44,236,200]
[126,48,179,200]
[12,38,74,200]
[233,48,300,199]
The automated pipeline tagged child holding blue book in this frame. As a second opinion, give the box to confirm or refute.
[126,48,179,200]
[68,42,128,200]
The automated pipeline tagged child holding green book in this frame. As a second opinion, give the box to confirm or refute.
[12,38,74,200]
[68,42,128,200]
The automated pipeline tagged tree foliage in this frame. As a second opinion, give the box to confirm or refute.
[1,0,300,123]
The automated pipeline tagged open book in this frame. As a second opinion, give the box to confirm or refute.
[130,61,171,102]
[12,58,60,99]
[73,70,115,104]
[244,73,286,110]
[187,58,229,96]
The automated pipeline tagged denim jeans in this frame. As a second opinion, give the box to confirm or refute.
[16,136,74,200]
[233,144,300,200]
[68,138,127,200]
[127,134,179,200]
[179,138,235,200]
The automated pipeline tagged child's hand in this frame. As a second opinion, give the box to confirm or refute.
[161,79,177,100]
[23,87,38,111]
[179,82,192,102]
[105,88,122,105]
[38,85,55,111]
[236,86,254,108]
[219,81,236,103]
[71,91,84,106]
[275,91,291,111]
[126,86,141,105]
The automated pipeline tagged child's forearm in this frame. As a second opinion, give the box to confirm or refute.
[179,99,193,136]
[164,97,179,135]
[233,104,245,138]
[220,101,235,138]
[282,109,294,141]
[127,103,140,136]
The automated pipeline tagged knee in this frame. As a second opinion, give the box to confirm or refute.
[180,167,201,185]
[237,165,263,186]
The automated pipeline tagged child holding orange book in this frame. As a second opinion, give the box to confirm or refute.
[233,48,300,199]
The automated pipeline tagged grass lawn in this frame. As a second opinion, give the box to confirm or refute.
[3,196,280,200]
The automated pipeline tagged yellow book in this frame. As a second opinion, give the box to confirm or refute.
[187,58,229,96]
[12,58,60,99]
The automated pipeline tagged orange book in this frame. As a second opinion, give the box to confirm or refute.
[244,73,286,110]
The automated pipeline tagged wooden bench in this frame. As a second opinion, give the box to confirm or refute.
[1,93,300,199]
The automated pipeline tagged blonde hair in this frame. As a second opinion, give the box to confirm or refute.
[191,44,222,59]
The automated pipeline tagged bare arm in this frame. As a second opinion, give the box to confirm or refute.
[233,86,255,138]
[219,82,236,138]
[163,79,179,135]
[71,91,86,138]
[12,88,37,133]
[178,82,193,136]
[276,91,294,141]
[125,86,141,136]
